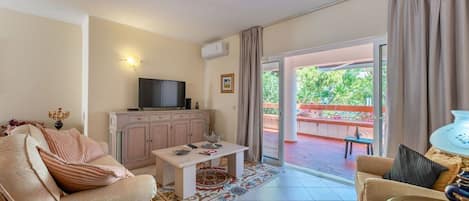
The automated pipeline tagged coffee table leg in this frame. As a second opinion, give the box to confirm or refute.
[155,156,174,186]
[210,158,221,167]
[175,164,196,199]
[228,151,244,178]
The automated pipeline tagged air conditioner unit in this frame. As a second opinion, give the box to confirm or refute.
[201,41,228,60]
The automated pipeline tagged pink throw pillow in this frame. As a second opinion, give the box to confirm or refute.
[41,128,104,163]
[38,148,133,193]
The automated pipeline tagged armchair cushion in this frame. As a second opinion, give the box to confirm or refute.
[357,155,394,176]
[363,178,447,201]
[383,144,448,188]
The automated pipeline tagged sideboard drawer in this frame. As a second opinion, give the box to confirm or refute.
[190,113,204,119]
[151,114,171,121]
[128,115,149,123]
[172,113,191,120]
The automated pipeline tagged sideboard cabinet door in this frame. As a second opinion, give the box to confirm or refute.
[122,123,150,168]
[190,119,206,143]
[150,122,171,150]
[171,121,190,146]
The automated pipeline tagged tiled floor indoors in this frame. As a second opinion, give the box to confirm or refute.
[132,165,357,201]
[238,166,357,201]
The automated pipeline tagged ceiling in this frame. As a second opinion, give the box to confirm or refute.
[0,0,343,44]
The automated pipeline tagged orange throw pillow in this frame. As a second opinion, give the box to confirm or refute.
[41,128,104,163]
[425,147,462,192]
[38,148,133,193]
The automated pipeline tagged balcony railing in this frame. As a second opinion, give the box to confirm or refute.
[263,103,376,139]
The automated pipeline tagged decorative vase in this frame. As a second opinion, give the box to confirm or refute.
[430,110,469,158]
[54,120,63,130]
[445,171,469,201]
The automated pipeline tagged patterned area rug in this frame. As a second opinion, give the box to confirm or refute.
[153,162,281,201]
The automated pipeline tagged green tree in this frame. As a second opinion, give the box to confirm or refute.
[262,71,279,114]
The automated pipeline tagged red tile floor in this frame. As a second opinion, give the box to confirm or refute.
[263,129,369,180]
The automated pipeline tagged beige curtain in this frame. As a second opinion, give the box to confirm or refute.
[237,26,263,162]
[387,0,469,156]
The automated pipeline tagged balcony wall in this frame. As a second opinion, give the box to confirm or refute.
[263,103,375,140]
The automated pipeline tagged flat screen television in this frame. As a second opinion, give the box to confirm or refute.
[138,78,186,108]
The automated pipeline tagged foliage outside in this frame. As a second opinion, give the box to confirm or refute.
[262,66,377,120]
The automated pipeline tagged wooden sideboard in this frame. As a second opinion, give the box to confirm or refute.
[109,110,211,169]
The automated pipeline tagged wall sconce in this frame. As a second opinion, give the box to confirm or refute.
[122,56,141,69]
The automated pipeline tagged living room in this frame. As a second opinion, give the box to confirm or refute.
[0,0,468,201]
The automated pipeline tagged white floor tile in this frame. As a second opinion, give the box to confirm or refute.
[306,187,342,201]
[239,167,356,201]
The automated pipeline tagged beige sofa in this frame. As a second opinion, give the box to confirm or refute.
[355,155,447,201]
[0,125,157,201]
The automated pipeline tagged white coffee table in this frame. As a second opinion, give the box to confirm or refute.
[152,141,248,199]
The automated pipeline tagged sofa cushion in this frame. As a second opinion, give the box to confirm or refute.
[42,128,105,163]
[0,134,61,201]
[38,148,133,193]
[425,147,463,192]
[60,175,157,201]
[9,125,50,152]
[384,144,448,189]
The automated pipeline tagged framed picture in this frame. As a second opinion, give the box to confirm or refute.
[220,73,234,93]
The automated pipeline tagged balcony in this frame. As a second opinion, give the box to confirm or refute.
[263,103,376,180]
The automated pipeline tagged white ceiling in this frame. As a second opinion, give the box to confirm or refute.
[0,0,343,44]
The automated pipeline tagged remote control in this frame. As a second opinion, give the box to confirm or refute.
[187,144,198,149]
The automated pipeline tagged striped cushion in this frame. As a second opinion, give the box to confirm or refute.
[0,184,14,201]
[38,148,133,193]
[41,128,104,163]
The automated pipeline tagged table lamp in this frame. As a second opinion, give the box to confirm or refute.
[48,108,70,130]
[430,110,469,201]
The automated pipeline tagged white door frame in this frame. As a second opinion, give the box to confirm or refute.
[261,59,285,166]
[373,38,387,156]
[261,35,388,165]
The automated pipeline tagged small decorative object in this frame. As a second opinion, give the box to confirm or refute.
[48,108,70,130]
[199,149,218,156]
[201,143,222,149]
[185,98,192,110]
[220,73,234,93]
[354,126,361,139]
[174,149,191,156]
[195,101,199,109]
[445,171,469,201]
[205,131,221,143]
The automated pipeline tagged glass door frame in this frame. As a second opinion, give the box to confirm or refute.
[261,58,285,166]
[373,38,387,156]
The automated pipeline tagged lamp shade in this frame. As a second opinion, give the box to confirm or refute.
[430,110,469,157]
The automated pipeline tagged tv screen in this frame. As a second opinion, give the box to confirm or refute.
[139,78,186,108]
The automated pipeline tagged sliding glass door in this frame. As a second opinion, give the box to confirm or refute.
[261,60,284,165]
[373,40,387,156]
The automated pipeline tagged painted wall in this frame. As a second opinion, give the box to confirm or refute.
[204,0,387,142]
[264,0,387,57]
[203,35,240,143]
[86,17,205,142]
[0,8,82,129]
